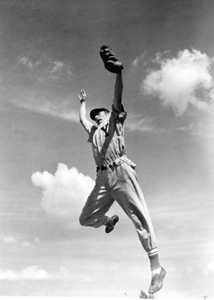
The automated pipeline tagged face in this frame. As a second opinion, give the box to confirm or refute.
[94,111,108,125]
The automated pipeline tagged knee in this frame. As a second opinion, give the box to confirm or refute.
[79,213,87,226]
[79,213,102,228]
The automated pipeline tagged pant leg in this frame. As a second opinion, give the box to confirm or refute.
[79,170,115,228]
[110,163,157,252]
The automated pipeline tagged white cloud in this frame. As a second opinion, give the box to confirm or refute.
[125,113,157,133]
[21,266,49,280]
[187,121,214,139]
[17,55,73,81]
[142,49,214,116]
[31,163,95,228]
[176,110,214,140]
[0,266,93,282]
[12,97,79,122]
[17,56,41,70]
[0,265,49,280]
[132,53,146,70]
[0,235,17,244]
[48,60,64,80]
[204,260,214,275]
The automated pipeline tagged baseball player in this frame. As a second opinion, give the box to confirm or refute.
[78,46,166,295]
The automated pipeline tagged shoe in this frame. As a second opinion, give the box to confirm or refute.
[105,215,119,233]
[148,267,166,294]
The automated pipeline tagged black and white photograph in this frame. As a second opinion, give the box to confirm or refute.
[0,1,213,299]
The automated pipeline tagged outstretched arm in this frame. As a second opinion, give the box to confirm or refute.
[113,72,123,111]
[78,89,93,134]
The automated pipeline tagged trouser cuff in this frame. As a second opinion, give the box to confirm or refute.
[104,216,111,226]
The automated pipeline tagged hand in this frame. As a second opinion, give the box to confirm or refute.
[78,89,86,102]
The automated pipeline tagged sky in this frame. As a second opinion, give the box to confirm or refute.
[0,0,214,298]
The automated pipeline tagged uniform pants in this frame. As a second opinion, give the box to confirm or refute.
[79,162,157,253]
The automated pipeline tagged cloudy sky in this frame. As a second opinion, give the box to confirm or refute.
[0,0,214,298]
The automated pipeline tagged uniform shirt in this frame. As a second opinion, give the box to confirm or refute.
[88,104,136,168]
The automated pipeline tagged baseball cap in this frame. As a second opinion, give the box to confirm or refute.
[90,108,110,121]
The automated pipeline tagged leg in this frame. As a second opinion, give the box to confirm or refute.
[111,163,166,293]
[112,163,158,259]
[79,174,115,228]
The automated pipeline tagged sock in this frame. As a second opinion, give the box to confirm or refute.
[151,267,161,276]
[148,248,161,270]
[104,216,112,226]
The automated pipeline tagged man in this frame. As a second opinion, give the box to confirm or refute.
[78,46,166,295]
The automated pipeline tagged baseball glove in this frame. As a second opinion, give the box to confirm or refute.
[100,45,123,74]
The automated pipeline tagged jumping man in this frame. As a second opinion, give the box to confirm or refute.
[78,46,166,295]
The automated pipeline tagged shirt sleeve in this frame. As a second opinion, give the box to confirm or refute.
[87,125,97,143]
[111,104,127,123]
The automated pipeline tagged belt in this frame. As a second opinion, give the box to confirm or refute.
[96,161,117,172]
[96,154,125,172]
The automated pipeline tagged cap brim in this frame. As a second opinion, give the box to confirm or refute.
[90,108,109,121]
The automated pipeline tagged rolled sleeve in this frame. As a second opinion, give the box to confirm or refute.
[87,125,97,143]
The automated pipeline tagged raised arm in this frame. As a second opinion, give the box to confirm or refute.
[113,72,123,111]
[78,89,93,134]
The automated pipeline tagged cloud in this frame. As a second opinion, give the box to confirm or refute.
[0,265,92,282]
[31,163,95,228]
[17,56,41,70]
[47,60,64,80]
[17,55,73,81]
[142,49,214,116]
[125,113,157,133]
[132,52,147,71]
[132,51,170,72]
[0,265,49,280]
[0,235,17,244]
[12,96,79,122]
[179,120,214,139]
[204,260,214,275]
[176,109,214,142]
